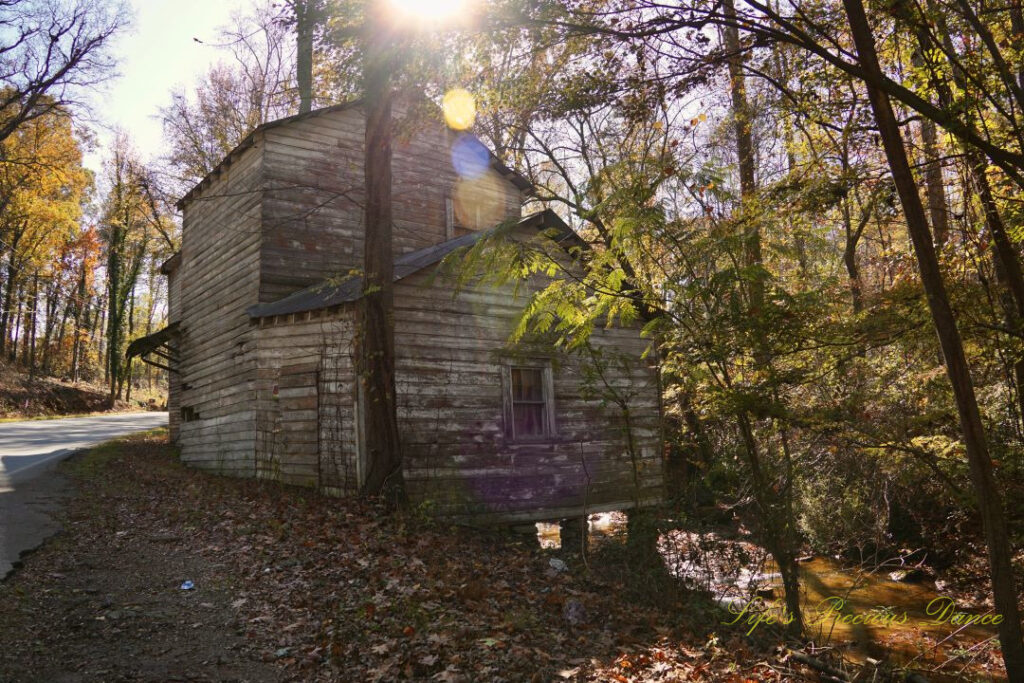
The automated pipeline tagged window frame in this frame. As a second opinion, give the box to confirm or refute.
[501,359,557,442]
[444,194,455,240]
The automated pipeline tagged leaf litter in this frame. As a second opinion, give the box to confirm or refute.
[0,433,811,681]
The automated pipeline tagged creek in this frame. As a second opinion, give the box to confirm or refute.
[537,512,1000,676]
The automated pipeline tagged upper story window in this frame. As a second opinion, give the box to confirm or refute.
[503,361,556,441]
[445,195,455,240]
[445,191,485,238]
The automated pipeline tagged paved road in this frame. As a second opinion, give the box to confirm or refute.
[0,412,168,579]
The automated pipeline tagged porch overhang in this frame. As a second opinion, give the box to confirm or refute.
[125,322,181,374]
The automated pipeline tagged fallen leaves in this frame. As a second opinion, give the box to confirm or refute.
[1,434,802,682]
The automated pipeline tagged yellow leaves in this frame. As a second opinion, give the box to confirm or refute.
[0,107,89,274]
[696,180,715,196]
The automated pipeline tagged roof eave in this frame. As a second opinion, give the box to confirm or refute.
[247,209,580,321]
[175,100,365,211]
[159,251,181,275]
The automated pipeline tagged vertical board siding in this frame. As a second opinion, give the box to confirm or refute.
[254,313,357,491]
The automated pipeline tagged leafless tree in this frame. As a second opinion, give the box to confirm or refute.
[158,1,297,190]
[0,0,125,144]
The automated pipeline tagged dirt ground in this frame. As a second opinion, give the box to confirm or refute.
[0,436,277,683]
[0,432,1001,682]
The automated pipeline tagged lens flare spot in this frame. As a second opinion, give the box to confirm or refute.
[451,134,490,180]
[453,171,506,231]
[443,88,476,131]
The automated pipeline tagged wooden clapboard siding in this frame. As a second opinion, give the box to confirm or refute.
[169,103,662,523]
[245,229,662,522]
[258,105,523,302]
[249,257,662,523]
[175,135,264,475]
[260,108,364,302]
[390,259,663,523]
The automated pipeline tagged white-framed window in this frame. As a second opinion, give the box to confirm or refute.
[444,191,477,238]
[444,194,455,240]
[502,361,556,440]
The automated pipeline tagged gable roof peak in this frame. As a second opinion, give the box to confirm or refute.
[176,97,531,211]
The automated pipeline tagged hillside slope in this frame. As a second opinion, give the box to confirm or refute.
[0,363,158,419]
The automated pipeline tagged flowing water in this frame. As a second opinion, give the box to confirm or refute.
[538,514,1002,676]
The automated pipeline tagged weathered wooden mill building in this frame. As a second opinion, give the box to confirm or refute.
[130,102,663,523]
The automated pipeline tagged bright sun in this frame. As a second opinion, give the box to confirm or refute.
[385,0,468,25]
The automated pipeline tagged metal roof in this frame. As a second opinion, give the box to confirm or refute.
[246,210,580,320]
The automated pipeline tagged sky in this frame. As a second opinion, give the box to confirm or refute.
[84,0,254,175]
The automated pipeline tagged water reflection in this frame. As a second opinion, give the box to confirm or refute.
[535,511,628,550]
[535,512,999,670]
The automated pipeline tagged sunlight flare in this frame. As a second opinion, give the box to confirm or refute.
[442,88,476,131]
[385,0,468,25]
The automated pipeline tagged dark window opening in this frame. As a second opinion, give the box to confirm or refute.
[181,406,199,422]
[510,366,548,438]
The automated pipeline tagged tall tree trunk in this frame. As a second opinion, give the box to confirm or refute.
[920,119,949,247]
[52,293,72,377]
[972,158,1024,423]
[71,293,83,383]
[1011,0,1024,95]
[98,295,108,385]
[21,283,31,367]
[11,286,23,362]
[907,36,951,247]
[843,239,863,314]
[41,278,61,375]
[840,185,873,315]
[295,0,315,114]
[735,411,803,633]
[0,256,17,355]
[973,159,1024,317]
[724,0,803,635]
[358,8,405,503]
[723,0,762,309]
[843,0,1024,675]
[119,281,136,400]
[145,263,156,391]
[27,271,39,377]
[125,359,133,402]
[107,246,121,401]
[921,9,1024,425]
[72,283,90,384]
